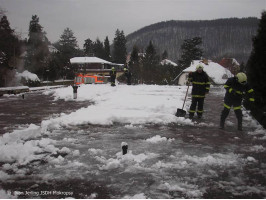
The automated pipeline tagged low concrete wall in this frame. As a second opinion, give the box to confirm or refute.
[40,80,74,86]
[0,86,29,96]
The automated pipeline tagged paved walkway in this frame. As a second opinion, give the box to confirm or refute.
[176,87,239,142]
[0,91,90,135]
[0,87,265,199]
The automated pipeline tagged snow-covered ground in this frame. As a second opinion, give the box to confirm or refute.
[41,84,193,127]
[0,84,266,198]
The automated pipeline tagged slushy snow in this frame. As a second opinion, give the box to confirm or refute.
[1,84,266,198]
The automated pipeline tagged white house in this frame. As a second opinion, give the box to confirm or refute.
[48,45,58,53]
[174,60,233,85]
[160,59,178,66]
[70,56,124,84]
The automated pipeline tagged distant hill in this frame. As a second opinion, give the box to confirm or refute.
[126,18,259,63]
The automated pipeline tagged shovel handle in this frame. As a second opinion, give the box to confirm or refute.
[182,85,189,110]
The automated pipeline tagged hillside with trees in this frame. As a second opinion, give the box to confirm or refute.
[126,18,259,63]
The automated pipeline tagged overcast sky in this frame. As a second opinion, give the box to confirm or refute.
[1,0,265,48]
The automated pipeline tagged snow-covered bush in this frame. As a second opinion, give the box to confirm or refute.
[16,70,41,87]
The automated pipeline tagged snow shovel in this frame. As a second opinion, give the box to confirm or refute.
[175,85,189,117]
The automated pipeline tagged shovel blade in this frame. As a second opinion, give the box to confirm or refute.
[175,108,186,117]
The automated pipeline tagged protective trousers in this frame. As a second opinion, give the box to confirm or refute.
[127,77,131,85]
[189,97,205,118]
[220,101,242,130]
[110,75,116,86]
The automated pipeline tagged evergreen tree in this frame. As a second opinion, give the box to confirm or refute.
[103,36,111,61]
[129,45,140,83]
[239,62,245,72]
[93,38,104,59]
[0,15,23,86]
[144,41,159,65]
[0,15,12,34]
[0,16,15,66]
[83,38,94,56]
[84,37,109,60]
[178,37,203,70]
[142,40,160,83]
[129,45,140,65]
[25,15,49,78]
[113,29,127,64]
[46,52,61,81]
[59,28,78,51]
[162,50,168,60]
[247,11,266,110]
[0,15,22,66]
[57,27,79,79]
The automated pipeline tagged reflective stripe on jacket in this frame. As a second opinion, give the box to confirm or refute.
[188,71,210,98]
[224,77,254,104]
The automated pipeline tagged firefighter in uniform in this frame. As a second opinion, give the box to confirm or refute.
[124,67,132,85]
[220,72,254,131]
[110,67,116,86]
[188,64,210,119]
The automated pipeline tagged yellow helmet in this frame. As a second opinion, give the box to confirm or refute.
[236,72,247,84]
[196,64,204,70]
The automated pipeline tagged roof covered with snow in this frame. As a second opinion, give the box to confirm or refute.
[160,59,178,66]
[183,60,233,84]
[48,45,58,53]
[219,58,240,67]
[70,57,113,64]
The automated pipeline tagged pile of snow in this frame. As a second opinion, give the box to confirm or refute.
[0,84,196,173]
[41,84,194,129]
[0,123,72,171]
[99,151,158,170]
[158,182,203,198]
[183,60,233,84]
[146,135,175,143]
[16,70,40,82]
[0,84,195,174]
[160,59,178,66]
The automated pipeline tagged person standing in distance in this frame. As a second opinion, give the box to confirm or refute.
[110,67,117,87]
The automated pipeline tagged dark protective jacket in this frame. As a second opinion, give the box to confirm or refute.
[188,71,210,98]
[223,77,254,107]
[110,69,116,85]
[110,70,116,77]
[125,70,132,79]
